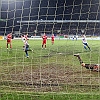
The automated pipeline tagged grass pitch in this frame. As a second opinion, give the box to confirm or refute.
[0,39,100,99]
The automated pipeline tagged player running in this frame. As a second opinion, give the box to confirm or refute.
[74,54,100,72]
[6,32,12,49]
[24,39,33,58]
[82,34,91,50]
[42,33,47,49]
[51,34,55,45]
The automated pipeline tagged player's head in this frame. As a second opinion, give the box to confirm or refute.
[81,63,85,67]
[10,32,12,35]
[25,33,28,35]
[44,33,46,35]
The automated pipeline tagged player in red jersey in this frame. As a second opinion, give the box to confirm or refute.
[51,34,55,45]
[42,33,47,49]
[6,32,12,49]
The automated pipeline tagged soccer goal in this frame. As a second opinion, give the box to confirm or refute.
[1,0,100,100]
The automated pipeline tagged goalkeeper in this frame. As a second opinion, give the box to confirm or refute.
[74,54,100,72]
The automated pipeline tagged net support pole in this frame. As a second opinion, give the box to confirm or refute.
[0,0,2,18]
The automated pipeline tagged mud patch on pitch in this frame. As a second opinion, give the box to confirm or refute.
[1,63,100,92]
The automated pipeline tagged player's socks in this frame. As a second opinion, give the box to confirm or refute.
[42,45,43,48]
[7,44,8,48]
[88,46,91,50]
[25,51,28,57]
[45,45,46,49]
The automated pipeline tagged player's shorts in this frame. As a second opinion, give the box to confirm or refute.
[7,39,11,43]
[83,43,88,46]
[52,39,54,41]
[42,40,46,45]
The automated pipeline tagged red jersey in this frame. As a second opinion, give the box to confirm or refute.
[42,35,47,45]
[51,35,55,41]
[7,33,12,43]
[42,35,47,41]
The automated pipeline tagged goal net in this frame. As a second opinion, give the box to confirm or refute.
[0,0,100,99]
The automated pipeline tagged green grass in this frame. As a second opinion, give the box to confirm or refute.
[1,92,100,100]
[0,39,100,100]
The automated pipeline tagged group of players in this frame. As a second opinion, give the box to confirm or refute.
[6,32,100,71]
[74,34,100,72]
[6,32,55,58]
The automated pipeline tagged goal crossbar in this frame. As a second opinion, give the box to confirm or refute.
[17,20,100,23]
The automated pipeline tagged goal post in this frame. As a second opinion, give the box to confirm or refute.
[0,0,1,19]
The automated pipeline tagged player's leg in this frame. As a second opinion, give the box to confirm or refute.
[42,41,44,49]
[7,43,9,49]
[7,39,9,49]
[10,42,12,48]
[83,43,87,50]
[42,41,46,49]
[44,41,46,49]
[52,40,54,45]
[86,44,91,50]
[24,45,29,57]
[42,44,44,48]
[27,46,33,51]
[45,44,46,49]
[25,49,29,58]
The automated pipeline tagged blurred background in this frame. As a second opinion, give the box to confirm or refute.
[0,0,100,37]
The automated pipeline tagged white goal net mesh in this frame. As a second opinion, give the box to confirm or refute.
[0,0,100,99]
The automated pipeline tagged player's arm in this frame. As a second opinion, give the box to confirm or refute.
[6,35,9,39]
[74,54,83,64]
